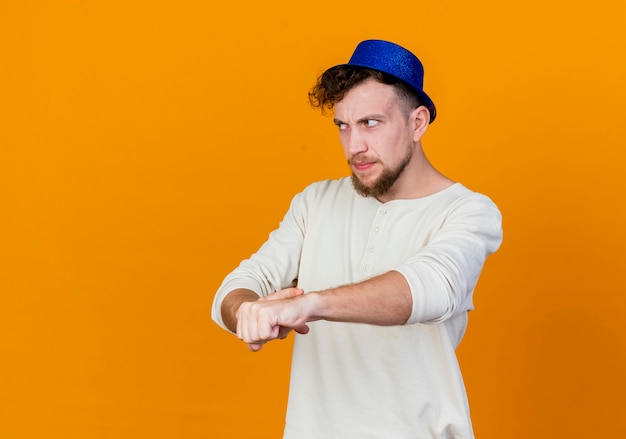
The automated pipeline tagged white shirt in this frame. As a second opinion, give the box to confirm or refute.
[212,177,503,439]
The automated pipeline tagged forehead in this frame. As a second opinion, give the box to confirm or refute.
[334,79,402,119]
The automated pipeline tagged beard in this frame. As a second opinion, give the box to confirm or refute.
[350,147,413,198]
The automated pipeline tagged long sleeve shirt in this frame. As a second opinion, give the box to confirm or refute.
[212,177,503,439]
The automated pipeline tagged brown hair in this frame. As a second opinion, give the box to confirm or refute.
[308,66,421,115]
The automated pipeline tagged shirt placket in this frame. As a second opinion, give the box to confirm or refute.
[360,205,390,275]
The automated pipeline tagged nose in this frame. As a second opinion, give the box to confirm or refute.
[342,127,368,157]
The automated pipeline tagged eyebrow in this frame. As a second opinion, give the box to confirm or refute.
[333,114,385,125]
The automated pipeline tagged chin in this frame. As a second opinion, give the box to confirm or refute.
[351,174,379,198]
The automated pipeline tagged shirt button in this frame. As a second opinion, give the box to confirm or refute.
[368,247,374,253]
[374,227,379,233]
[364,266,369,271]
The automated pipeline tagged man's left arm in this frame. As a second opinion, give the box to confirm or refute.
[236,194,503,350]
[235,270,412,349]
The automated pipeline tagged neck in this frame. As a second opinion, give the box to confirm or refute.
[377,146,454,202]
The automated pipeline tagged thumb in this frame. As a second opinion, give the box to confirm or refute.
[263,287,304,302]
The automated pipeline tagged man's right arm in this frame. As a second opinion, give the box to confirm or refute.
[212,186,312,333]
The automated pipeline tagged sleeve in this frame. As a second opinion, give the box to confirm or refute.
[395,193,503,325]
[210,187,310,332]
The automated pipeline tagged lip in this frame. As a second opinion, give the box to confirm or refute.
[354,163,374,172]
[353,162,375,172]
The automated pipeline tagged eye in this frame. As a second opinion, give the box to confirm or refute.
[365,119,379,127]
[335,122,348,131]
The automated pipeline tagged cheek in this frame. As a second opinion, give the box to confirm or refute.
[339,132,350,155]
[379,134,406,161]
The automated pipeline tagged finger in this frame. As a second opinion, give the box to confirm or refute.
[236,304,244,340]
[263,287,304,302]
[289,288,305,297]
[295,324,310,335]
[237,302,255,343]
[248,342,264,352]
[279,323,310,339]
[241,302,274,344]
[247,303,261,343]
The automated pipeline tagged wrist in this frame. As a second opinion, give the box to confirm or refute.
[303,290,326,322]
[222,289,259,333]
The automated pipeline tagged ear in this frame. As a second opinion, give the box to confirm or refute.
[410,105,430,142]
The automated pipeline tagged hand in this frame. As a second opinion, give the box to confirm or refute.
[236,287,312,352]
[258,288,311,337]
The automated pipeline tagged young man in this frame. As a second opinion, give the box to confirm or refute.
[212,39,503,438]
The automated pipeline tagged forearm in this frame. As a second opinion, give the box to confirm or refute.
[309,270,412,326]
[220,288,260,333]
[232,272,411,348]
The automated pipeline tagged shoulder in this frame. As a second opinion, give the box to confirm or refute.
[446,184,501,218]
[301,177,352,194]
[396,183,500,218]
[405,183,502,236]
[443,184,503,246]
[286,177,372,220]
[294,177,354,203]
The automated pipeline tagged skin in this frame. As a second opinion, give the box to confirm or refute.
[221,78,454,351]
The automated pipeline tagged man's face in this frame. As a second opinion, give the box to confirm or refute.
[333,79,416,199]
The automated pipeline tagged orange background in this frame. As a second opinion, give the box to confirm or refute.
[1,1,625,438]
